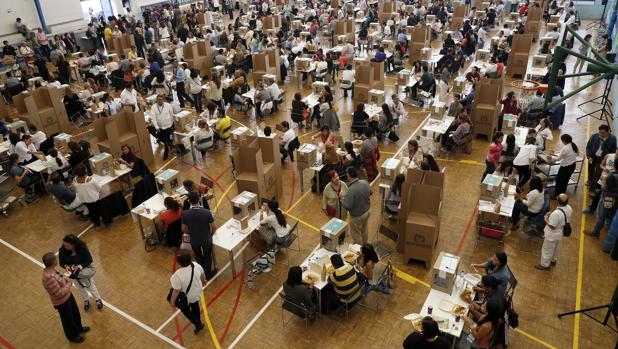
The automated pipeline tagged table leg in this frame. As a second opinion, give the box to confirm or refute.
[137,215,145,239]
[299,168,305,192]
[191,142,197,164]
[317,288,322,316]
[229,249,236,277]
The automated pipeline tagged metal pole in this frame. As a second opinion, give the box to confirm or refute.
[545,73,611,111]
[565,25,611,64]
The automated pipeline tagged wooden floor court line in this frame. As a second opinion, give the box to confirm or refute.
[0,239,184,349]
[0,335,16,349]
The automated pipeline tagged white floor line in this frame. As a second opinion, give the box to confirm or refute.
[154,156,178,175]
[0,238,185,349]
[227,244,320,349]
[53,223,95,256]
[155,241,251,333]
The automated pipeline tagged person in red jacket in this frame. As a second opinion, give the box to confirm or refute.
[498,91,522,131]
[41,252,90,343]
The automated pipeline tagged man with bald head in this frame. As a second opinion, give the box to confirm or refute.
[536,193,572,270]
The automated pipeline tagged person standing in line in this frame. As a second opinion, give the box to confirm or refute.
[550,134,579,198]
[586,125,617,188]
[172,61,191,108]
[536,193,572,271]
[42,252,90,343]
[340,167,371,245]
[187,69,203,113]
[58,234,104,312]
[150,95,175,160]
[181,192,218,278]
[169,250,206,334]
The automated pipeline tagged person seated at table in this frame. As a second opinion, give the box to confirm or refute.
[194,120,216,156]
[312,126,337,146]
[402,316,450,349]
[510,176,545,229]
[254,83,273,120]
[470,251,511,295]
[352,103,369,135]
[441,112,472,151]
[279,121,298,162]
[420,154,440,172]
[101,93,121,116]
[224,70,246,101]
[46,148,69,178]
[322,143,340,166]
[28,124,47,151]
[339,40,355,69]
[385,174,405,218]
[71,164,103,226]
[379,103,395,139]
[358,243,389,295]
[448,94,464,119]
[501,134,519,163]
[534,118,553,151]
[9,153,42,203]
[467,275,505,322]
[181,179,211,210]
[67,141,90,170]
[214,113,232,143]
[328,254,365,306]
[322,170,349,219]
[400,140,422,169]
[282,266,318,319]
[63,89,88,123]
[493,161,519,185]
[466,66,482,84]
[49,172,87,215]
[159,196,184,248]
[319,102,340,133]
[200,101,219,121]
[341,65,355,98]
[120,144,150,178]
[411,66,435,99]
[259,199,291,249]
[462,299,502,349]
[14,134,43,165]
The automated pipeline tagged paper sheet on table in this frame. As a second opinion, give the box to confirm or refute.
[439,255,458,273]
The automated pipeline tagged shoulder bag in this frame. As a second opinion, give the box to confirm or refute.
[167,263,195,309]
[557,208,572,237]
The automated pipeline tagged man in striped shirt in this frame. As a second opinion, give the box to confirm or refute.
[328,254,366,306]
[41,252,89,343]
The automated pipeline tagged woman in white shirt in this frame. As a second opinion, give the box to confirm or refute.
[534,118,553,150]
[159,23,170,40]
[259,200,291,249]
[512,137,538,187]
[187,69,203,114]
[551,134,579,198]
[28,124,47,150]
[71,164,103,226]
[194,120,215,156]
[47,148,69,177]
[169,251,206,334]
[510,176,545,228]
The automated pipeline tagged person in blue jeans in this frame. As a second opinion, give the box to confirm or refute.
[603,205,618,253]
[358,244,390,295]
[607,3,617,40]
[586,174,618,238]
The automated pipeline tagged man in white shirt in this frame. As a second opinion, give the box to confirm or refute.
[120,83,140,111]
[14,135,42,164]
[536,194,572,270]
[279,121,297,160]
[341,65,355,97]
[389,94,406,121]
[169,250,206,334]
[28,125,47,150]
[150,95,175,160]
[265,78,281,101]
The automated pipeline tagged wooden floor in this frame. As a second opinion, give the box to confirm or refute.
[1,23,617,349]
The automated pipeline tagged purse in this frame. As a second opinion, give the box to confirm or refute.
[558,209,572,237]
[180,233,191,250]
[167,263,195,309]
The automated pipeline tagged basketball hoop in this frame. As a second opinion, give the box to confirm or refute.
[508,80,541,109]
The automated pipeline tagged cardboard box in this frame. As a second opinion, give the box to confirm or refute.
[406,213,438,248]
[532,55,547,68]
[174,110,194,133]
[476,49,490,61]
[381,158,402,185]
[156,169,180,195]
[371,61,385,89]
[452,76,467,94]
[53,133,71,149]
[404,242,434,267]
[502,114,518,133]
[312,81,329,95]
[295,58,312,71]
[320,218,347,252]
[420,47,432,60]
[509,12,520,21]
[211,65,225,78]
[549,14,561,23]
[295,143,318,168]
[353,85,371,103]
[89,152,114,176]
[231,126,252,149]
[432,101,447,118]
[426,14,436,23]
[353,57,370,73]
[369,89,385,106]
[480,174,503,200]
[381,39,394,51]
[231,191,258,220]
[431,252,461,294]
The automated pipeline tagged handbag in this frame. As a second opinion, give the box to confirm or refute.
[167,263,195,309]
[388,131,400,142]
[557,208,572,237]
[180,233,192,250]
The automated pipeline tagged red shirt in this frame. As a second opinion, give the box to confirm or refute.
[42,270,71,306]
[159,208,183,231]
[500,99,522,116]
[486,142,503,165]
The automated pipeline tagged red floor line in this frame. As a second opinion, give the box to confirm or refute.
[172,268,246,340]
[214,164,232,182]
[0,336,16,349]
[286,160,297,210]
[454,205,479,256]
[219,272,245,344]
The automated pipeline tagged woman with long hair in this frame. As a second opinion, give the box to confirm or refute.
[359,244,389,295]
[207,74,224,112]
[259,199,291,248]
[323,143,340,165]
[58,234,104,311]
[282,266,317,317]
[551,134,579,198]
[501,133,519,162]
[463,299,501,349]
[510,175,544,229]
[159,197,183,247]
[421,154,440,172]
[498,91,521,131]
[322,170,349,219]
[385,174,405,216]
[47,148,69,177]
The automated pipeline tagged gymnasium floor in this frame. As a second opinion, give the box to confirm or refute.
[1,24,617,349]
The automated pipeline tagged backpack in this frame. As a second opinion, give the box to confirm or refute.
[557,208,572,237]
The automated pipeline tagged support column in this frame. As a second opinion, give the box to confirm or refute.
[33,0,48,33]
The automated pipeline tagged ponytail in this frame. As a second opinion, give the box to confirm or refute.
[268,200,287,227]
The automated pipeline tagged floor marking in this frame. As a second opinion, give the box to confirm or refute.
[286,213,321,232]
[77,223,95,238]
[437,158,484,166]
[0,239,185,349]
[454,205,479,256]
[155,156,178,174]
[214,181,236,214]
[381,150,395,155]
[219,272,245,344]
[393,267,431,288]
[214,164,232,182]
[0,335,16,349]
[514,328,558,349]
[201,291,223,349]
[227,288,281,349]
[286,188,312,214]
[572,117,590,349]
[286,159,297,210]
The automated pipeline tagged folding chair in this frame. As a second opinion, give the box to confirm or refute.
[279,292,313,329]
[278,221,301,266]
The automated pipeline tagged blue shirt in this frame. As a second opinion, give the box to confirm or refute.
[175,67,185,82]
[375,52,387,61]
[484,259,511,294]
[150,61,160,74]
[397,32,407,43]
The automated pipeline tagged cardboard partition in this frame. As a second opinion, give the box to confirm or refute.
[353,85,371,103]
[408,184,442,216]
[405,212,438,247]
[404,242,434,267]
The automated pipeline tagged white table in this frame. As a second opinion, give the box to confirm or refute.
[303,93,321,108]
[131,190,186,240]
[0,140,10,155]
[242,88,256,103]
[419,276,476,340]
[502,126,528,147]
[422,116,456,136]
[527,66,548,80]
[213,213,261,276]
[300,247,336,313]
[25,155,53,173]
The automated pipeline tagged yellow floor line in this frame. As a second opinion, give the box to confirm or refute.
[286,188,312,214]
[286,213,321,232]
[200,293,222,349]
[515,329,558,349]
[381,150,395,155]
[436,158,484,166]
[214,181,236,213]
[393,267,431,288]
[573,117,590,349]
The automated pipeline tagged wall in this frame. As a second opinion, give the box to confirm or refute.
[575,0,610,20]
[39,0,87,35]
[0,1,41,44]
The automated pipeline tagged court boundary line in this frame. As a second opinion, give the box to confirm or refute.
[0,335,16,349]
[0,238,185,349]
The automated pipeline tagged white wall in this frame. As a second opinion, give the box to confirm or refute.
[39,0,87,36]
[0,1,41,44]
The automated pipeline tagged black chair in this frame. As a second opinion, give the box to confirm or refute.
[286,137,301,161]
[279,292,313,328]
[165,219,182,248]
[277,221,301,266]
